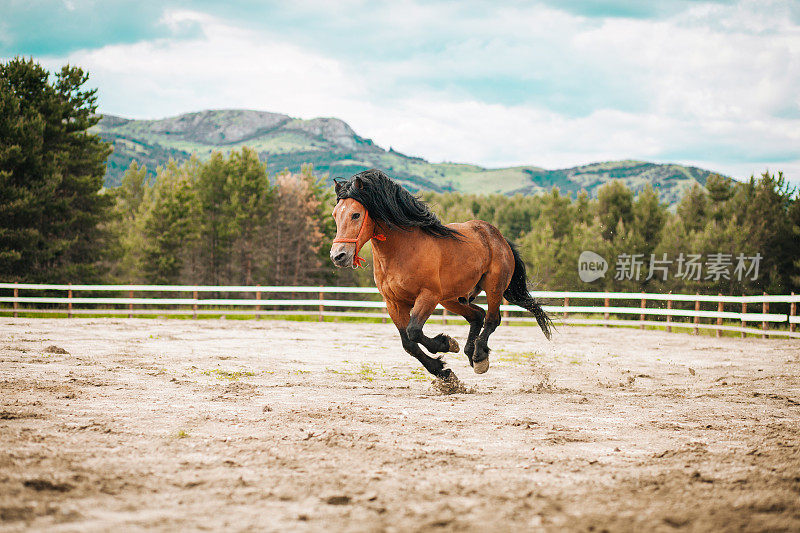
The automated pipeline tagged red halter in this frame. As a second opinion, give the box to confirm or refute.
[333,206,386,267]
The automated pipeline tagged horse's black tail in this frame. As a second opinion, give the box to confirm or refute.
[503,239,553,340]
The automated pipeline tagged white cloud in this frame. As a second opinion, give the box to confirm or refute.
[37,3,800,184]
[43,9,362,120]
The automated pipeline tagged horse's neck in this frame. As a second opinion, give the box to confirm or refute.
[371,225,422,266]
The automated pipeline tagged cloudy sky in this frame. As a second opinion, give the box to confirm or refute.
[2,0,799,183]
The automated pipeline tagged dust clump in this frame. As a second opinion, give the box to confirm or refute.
[23,479,73,492]
[519,372,565,393]
[325,495,351,505]
[430,377,475,395]
[44,345,69,354]
[0,411,39,420]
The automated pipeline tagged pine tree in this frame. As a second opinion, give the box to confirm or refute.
[0,57,112,282]
[195,152,235,285]
[227,148,273,285]
[729,171,796,292]
[107,161,148,281]
[574,190,591,225]
[138,160,198,284]
[676,183,707,232]
[538,188,573,240]
[632,185,667,256]
[596,180,633,241]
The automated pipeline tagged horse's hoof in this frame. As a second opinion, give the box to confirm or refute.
[473,358,489,374]
[438,368,457,381]
[447,336,459,353]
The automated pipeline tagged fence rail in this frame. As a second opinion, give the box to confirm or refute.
[1,283,798,339]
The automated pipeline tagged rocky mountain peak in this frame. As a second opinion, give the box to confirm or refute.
[146,109,291,145]
[284,117,359,150]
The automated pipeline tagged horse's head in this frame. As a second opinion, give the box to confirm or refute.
[330,196,375,268]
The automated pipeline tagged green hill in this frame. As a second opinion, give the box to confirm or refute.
[92,109,721,204]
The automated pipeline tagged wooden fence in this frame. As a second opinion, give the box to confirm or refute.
[1,284,798,339]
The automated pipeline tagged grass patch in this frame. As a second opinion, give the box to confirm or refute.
[328,362,432,382]
[200,369,255,381]
[331,362,387,381]
[493,350,544,363]
[175,430,189,439]
[406,368,429,381]
[356,362,382,381]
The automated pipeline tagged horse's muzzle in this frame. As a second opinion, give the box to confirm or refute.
[330,246,352,268]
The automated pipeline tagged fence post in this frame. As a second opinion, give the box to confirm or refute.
[563,296,569,320]
[442,308,448,326]
[128,289,133,319]
[716,293,723,338]
[762,293,768,339]
[255,287,261,320]
[604,295,610,326]
[639,292,645,330]
[693,292,700,335]
[741,296,746,338]
[319,287,324,322]
[13,282,18,318]
[791,292,796,334]
[666,293,672,333]
[503,298,509,319]
[67,283,73,318]
[192,290,198,319]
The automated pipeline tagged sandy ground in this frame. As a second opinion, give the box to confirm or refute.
[0,318,799,532]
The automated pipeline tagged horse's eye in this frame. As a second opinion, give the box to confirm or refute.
[351,213,361,220]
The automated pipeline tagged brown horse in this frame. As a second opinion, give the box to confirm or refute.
[330,169,551,380]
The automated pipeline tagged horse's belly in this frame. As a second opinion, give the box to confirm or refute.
[438,250,487,300]
[439,269,483,300]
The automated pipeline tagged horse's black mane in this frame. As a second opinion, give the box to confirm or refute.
[335,169,461,239]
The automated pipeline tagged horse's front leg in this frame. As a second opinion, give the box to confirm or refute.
[386,299,455,380]
[407,290,460,355]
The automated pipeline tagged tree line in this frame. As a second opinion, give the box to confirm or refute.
[107,153,358,287]
[422,171,800,295]
[2,58,799,295]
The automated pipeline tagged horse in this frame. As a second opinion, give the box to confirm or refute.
[329,169,552,381]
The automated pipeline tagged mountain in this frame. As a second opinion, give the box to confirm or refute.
[92,109,720,204]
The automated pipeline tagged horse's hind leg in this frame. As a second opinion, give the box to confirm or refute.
[442,299,485,367]
[386,299,455,380]
[472,288,504,374]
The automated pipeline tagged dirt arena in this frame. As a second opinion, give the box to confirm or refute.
[1,318,798,532]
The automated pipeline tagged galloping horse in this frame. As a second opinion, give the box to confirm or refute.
[330,169,552,381]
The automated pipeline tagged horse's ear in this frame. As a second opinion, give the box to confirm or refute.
[353,177,363,190]
[334,178,344,195]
